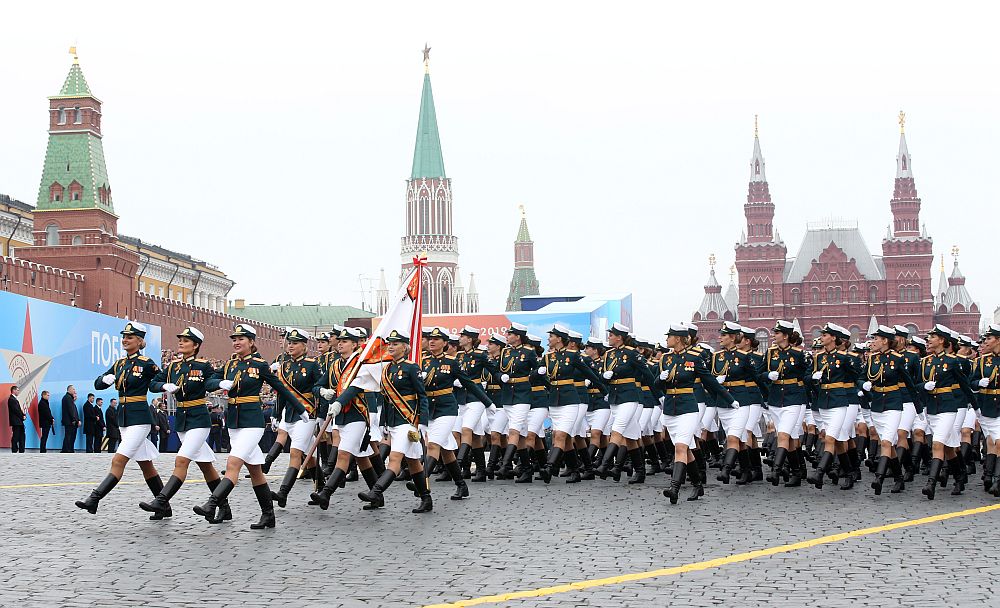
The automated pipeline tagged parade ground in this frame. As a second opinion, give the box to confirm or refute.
[0,453,997,607]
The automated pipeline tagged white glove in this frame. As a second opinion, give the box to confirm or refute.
[584,379,591,387]
[924,381,936,391]
[862,381,873,392]
[979,378,990,388]
[488,403,497,413]
[330,401,343,417]
[270,417,277,426]
[602,371,614,380]
[811,372,823,381]
[270,362,279,372]
[659,370,669,381]
[300,412,310,424]
[481,381,487,389]
[219,380,234,391]
[537,366,547,375]
[162,383,179,394]
[419,371,427,380]
[858,391,865,397]
[453,379,462,388]
[604,395,609,402]
[102,374,116,386]
[715,375,726,384]
[730,400,740,409]
[500,374,510,383]
[767,371,779,381]
[319,388,336,400]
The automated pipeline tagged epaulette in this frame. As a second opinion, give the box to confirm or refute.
[138,355,150,362]
[624,345,636,351]
[304,357,315,362]
[790,346,803,352]
[195,358,208,363]
[921,354,934,363]
[767,345,777,352]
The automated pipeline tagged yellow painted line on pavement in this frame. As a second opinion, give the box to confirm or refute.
[424,502,1000,608]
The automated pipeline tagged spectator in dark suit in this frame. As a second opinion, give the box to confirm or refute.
[208,405,223,452]
[148,401,160,447]
[82,393,99,453]
[155,402,170,452]
[7,386,26,453]
[94,398,106,451]
[105,398,120,452]
[37,391,55,453]
[61,385,80,453]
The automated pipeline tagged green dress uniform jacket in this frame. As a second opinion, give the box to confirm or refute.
[707,350,730,408]
[919,353,978,415]
[956,354,975,407]
[274,355,324,423]
[689,344,712,405]
[844,351,863,406]
[762,345,810,407]
[150,356,216,431]
[95,353,160,427]
[864,350,916,413]
[206,353,299,429]
[720,349,766,406]
[456,348,489,405]
[542,348,605,407]
[422,353,492,419]
[657,348,735,416]
[485,357,503,406]
[640,357,661,408]
[380,358,430,428]
[601,346,653,405]
[972,353,1000,418]
[529,364,549,409]
[495,345,538,405]
[812,349,853,410]
[584,355,609,411]
[900,350,923,407]
[314,351,341,418]
[316,351,372,426]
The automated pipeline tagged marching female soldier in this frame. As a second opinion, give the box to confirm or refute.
[523,334,549,483]
[308,327,380,510]
[715,322,763,485]
[595,324,654,481]
[761,321,809,488]
[658,324,737,504]
[193,324,300,529]
[634,338,660,482]
[267,328,325,508]
[892,325,922,482]
[260,332,293,474]
[140,327,231,522]
[584,336,611,479]
[566,330,600,481]
[919,325,978,499]
[419,327,493,498]
[972,324,1000,495]
[864,325,917,495]
[456,326,490,482]
[484,333,509,478]
[357,330,433,512]
[739,326,768,483]
[496,323,537,479]
[76,322,166,516]
[805,323,854,490]
[539,325,605,484]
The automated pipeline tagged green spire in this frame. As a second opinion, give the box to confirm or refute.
[54,62,93,98]
[410,73,446,179]
[516,215,531,242]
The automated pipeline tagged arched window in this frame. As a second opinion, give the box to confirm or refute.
[750,290,758,306]
[419,195,430,234]
[74,106,82,124]
[827,287,835,303]
[755,329,770,350]
[57,107,67,125]
[849,326,861,343]
[849,285,859,303]
[790,288,800,305]
[45,224,59,246]
[833,287,842,302]
[869,285,878,302]
[811,287,821,304]
[764,289,773,306]
[71,236,82,246]
[912,285,921,302]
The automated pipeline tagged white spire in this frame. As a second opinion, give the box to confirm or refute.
[375,268,390,316]
[867,314,879,337]
[896,111,913,179]
[750,115,766,183]
[377,267,387,291]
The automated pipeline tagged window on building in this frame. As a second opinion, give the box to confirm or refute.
[811,287,820,304]
[57,108,67,125]
[750,290,758,306]
[869,286,878,302]
[139,281,145,292]
[45,224,59,246]
[849,326,861,343]
[849,285,858,303]
[764,289,773,306]
[74,107,82,124]
[158,286,164,298]
[419,196,429,234]
[755,329,770,350]
[71,236,82,246]
[790,288,800,305]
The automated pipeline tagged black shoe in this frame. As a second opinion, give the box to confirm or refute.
[450,481,469,500]
[194,478,235,522]
[687,465,704,501]
[662,462,686,505]
[210,501,233,524]
[627,448,646,485]
[515,468,533,483]
[870,456,889,495]
[75,474,119,515]
[922,459,942,501]
[581,468,595,481]
[270,467,298,509]
[249,482,275,530]
[309,468,346,510]
[413,493,433,513]
[784,474,802,487]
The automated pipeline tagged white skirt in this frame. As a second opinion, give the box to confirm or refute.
[428,416,458,450]
[389,424,424,460]
[718,405,751,442]
[743,404,763,434]
[116,424,159,461]
[610,402,642,440]
[288,417,318,453]
[979,414,1000,442]
[229,427,265,465]
[527,407,549,436]
[489,406,509,435]
[461,401,487,434]
[453,405,465,433]
[549,404,578,434]
[770,404,805,438]
[176,427,215,462]
[841,404,860,439]
[652,405,664,433]
[662,412,700,449]
[911,408,929,433]
[368,412,384,442]
[573,403,590,438]
[818,407,850,442]
[871,410,902,447]
[899,402,917,437]
[803,408,816,428]
[587,409,612,436]
[505,403,530,435]
[961,407,978,430]
[338,420,375,457]
[928,412,959,448]
[701,405,719,432]
[638,407,654,436]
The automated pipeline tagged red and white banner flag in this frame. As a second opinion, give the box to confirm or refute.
[338,256,425,392]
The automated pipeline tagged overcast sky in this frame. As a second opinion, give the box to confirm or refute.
[2,1,998,336]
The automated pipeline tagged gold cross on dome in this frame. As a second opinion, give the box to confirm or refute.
[898,110,906,134]
[951,245,959,261]
[519,204,525,217]
[709,253,716,269]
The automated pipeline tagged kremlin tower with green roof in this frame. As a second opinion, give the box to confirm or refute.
[506,206,540,311]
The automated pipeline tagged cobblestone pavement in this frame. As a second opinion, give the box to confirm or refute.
[1,453,998,607]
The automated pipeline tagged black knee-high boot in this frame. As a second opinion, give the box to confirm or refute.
[204,477,233,523]
[847,448,862,481]
[645,444,661,474]
[654,440,671,469]
[447,459,469,500]
[500,444,518,477]
[411,470,433,513]
[785,449,802,487]
[767,447,787,486]
[542,447,563,484]
[923,458,943,500]
[564,449,582,483]
[515,449,534,483]
[663,461,686,504]
[989,456,1000,497]
[75,474,120,514]
[628,448,646,484]
[686,460,705,501]
[596,443,618,479]
[717,448,738,484]
[807,451,834,489]
[838,453,855,489]
[249,482,275,530]
[871,455,890,495]
[983,454,998,492]
[408,456,437,494]
[322,445,339,476]
[193,477,235,522]
[960,442,974,475]
[270,467,299,508]
[486,444,502,479]
[309,467,346,510]
[369,450,386,478]
[457,443,472,474]
[735,450,753,485]
[898,446,914,481]
[889,457,905,493]
[139,474,182,519]
[378,443,390,462]
[948,457,966,495]
[358,468,395,508]
[611,445,629,482]
[471,447,487,482]
[261,441,284,474]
